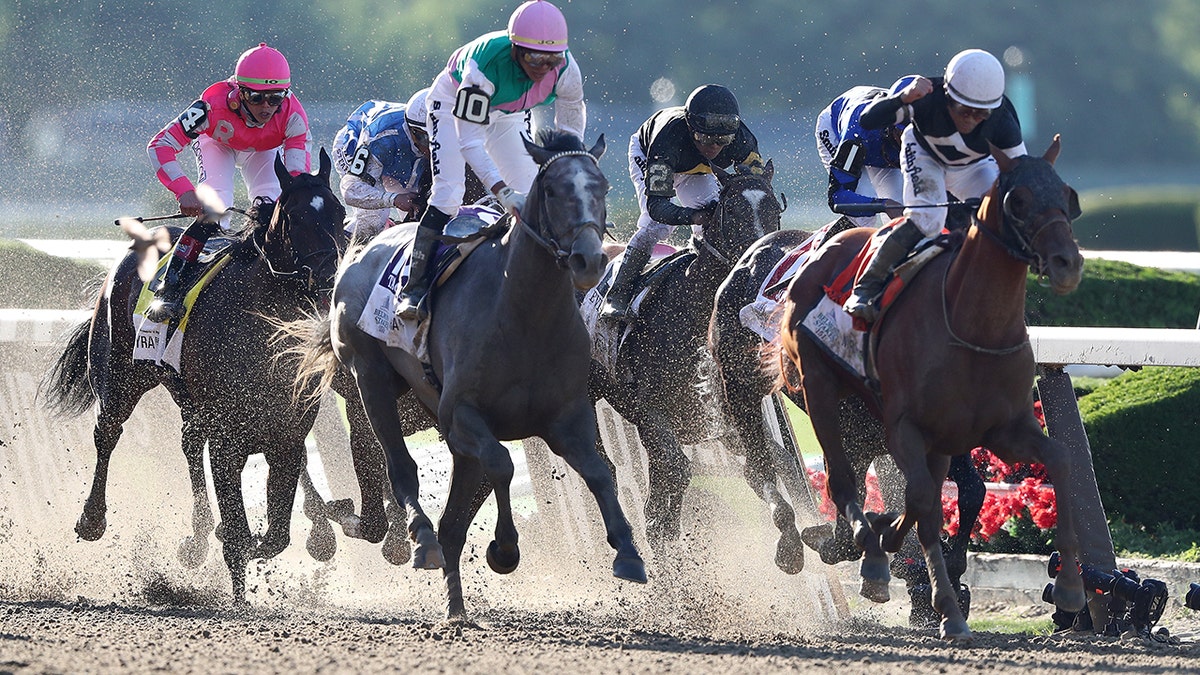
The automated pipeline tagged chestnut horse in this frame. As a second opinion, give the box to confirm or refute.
[780,137,1092,639]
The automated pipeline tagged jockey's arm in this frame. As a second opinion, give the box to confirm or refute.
[552,57,587,139]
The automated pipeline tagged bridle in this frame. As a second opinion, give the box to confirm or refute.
[518,149,609,268]
[972,160,1075,279]
[696,171,781,270]
[251,184,342,296]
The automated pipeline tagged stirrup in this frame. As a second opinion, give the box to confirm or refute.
[144,297,185,323]
[600,299,634,321]
[395,292,428,323]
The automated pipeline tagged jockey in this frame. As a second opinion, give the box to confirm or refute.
[600,84,764,321]
[394,0,585,322]
[843,48,1026,322]
[144,43,312,322]
[815,75,923,228]
[332,90,430,240]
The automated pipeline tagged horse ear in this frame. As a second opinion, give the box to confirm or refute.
[274,152,292,191]
[318,148,332,184]
[523,136,552,166]
[990,142,1015,173]
[763,158,774,183]
[1043,134,1062,165]
[588,134,606,160]
[1066,186,1082,220]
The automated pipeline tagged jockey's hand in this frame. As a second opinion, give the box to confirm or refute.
[900,77,934,104]
[178,190,203,217]
[690,202,718,226]
[497,186,526,217]
[392,190,416,212]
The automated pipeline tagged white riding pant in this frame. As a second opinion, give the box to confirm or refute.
[814,109,903,228]
[627,131,716,252]
[193,135,284,230]
[901,125,999,237]
[427,104,533,215]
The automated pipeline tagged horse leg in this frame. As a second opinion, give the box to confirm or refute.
[543,400,646,584]
[353,368,441,568]
[637,417,691,550]
[912,485,971,640]
[797,364,889,601]
[725,381,803,575]
[988,428,1087,615]
[444,406,519,575]
[333,374,391,544]
[177,412,213,568]
[77,382,148,541]
[436,455,491,622]
[255,442,304,560]
[298,461,337,562]
[209,441,252,603]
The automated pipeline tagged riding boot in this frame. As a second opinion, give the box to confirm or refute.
[842,219,925,322]
[600,245,652,321]
[395,208,450,323]
[144,218,218,323]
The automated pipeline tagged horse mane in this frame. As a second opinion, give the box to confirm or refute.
[533,128,586,153]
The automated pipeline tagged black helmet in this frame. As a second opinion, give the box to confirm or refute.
[685,84,741,135]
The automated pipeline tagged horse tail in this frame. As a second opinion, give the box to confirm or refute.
[274,311,339,407]
[775,300,803,395]
[39,317,97,417]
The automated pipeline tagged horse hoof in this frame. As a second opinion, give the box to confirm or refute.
[253,534,290,561]
[860,577,891,603]
[75,514,107,542]
[381,529,412,566]
[613,555,647,584]
[860,554,890,584]
[306,522,337,562]
[326,498,356,520]
[940,618,972,641]
[177,536,208,568]
[775,530,805,575]
[412,543,445,570]
[486,540,520,574]
[800,523,832,552]
[1051,581,1087,613]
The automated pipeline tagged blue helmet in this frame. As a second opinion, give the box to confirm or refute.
[889,75,920,98]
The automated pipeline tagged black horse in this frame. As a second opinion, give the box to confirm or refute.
[584,162,791,563]
[294,131,646,620]
[40,150,385,601]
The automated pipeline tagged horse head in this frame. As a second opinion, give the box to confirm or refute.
[258,148,347,295]
[522,131,609,291]
[706,159,783,266]
[986,135,1084,295]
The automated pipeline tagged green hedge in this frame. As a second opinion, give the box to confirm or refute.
[1072,188,1200,251]
[1077,367,1200,531]
[1026,259,1200,328]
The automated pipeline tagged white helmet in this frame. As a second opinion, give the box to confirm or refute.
[404,88,430,129]
[944,49,1005,109]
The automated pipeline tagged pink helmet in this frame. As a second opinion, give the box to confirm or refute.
[234,43,291,91]
[507,1,568,52]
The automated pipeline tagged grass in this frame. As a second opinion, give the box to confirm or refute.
[969,614,1056,636]
[0,239,107,309]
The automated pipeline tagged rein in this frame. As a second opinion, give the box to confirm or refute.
[250,192,339,295]
[520,149,607,266]
[939,258,1029,355]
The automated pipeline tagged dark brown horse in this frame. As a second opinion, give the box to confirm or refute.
[780,137,1094,639]
[585,162,786,563]
[39,151,392,601]
[295,131,646,621]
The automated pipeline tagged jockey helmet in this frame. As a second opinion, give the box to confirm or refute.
[404,88,430,130]
[944,49,1005,109]
[235,43,291,91]
[889,75,920,98]
[508,1,569,52]
[685,84,741,135]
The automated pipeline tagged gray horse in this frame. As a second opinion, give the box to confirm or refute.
[295,130,647,620]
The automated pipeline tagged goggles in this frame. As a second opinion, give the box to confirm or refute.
[242,89,289,106]
[693,131,736,147]
[408,125,430,147]
[950,101,991,121]
[521,50,565,69]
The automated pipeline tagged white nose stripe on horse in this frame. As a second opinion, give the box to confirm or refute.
[743,188,768,235]
[571,166,603,225]
[310,195,325,212]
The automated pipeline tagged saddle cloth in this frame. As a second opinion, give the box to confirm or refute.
[132,241,233,372]
[582,243,684,377]
[738,222,836,343]
[357,207,502,361]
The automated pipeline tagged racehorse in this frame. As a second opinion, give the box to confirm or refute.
[779,137,1090,639]
[40,150,387,601]
[294,130,646,620]
[710,220,979,624]
[585,162,787,562]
